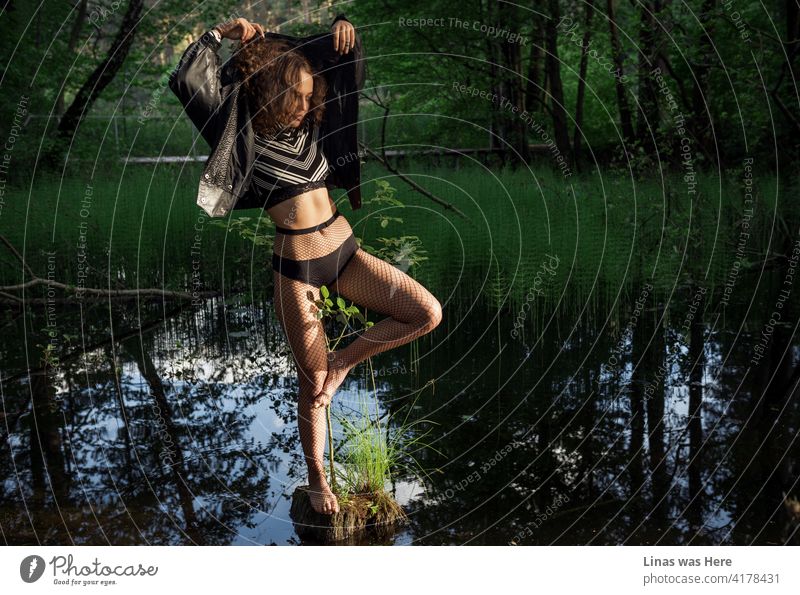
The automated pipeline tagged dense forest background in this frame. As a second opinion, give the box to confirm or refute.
[0,0,797,183]
[2,2,800,548]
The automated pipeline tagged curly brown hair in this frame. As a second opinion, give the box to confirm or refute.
[231,36,328,136]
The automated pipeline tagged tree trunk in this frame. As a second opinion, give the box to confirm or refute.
[787,0,799,81]
[606,0,635,148]
[686,314,706,530]
[545,0,572,160]
[689,0,718,164]
[645,304,669,523]
[635,0,662,155]
[481,0,504,162]
[525,17,545,115]
[55,0,89,117]
[573,0,595,168]
[499,1,530,163]
[49,0,144,164]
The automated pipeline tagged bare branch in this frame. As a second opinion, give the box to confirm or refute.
[0,234,219,302]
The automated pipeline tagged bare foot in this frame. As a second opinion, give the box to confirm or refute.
[312,350,353,409]
[307,469,339,514]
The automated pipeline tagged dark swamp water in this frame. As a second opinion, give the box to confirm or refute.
[1,262,799,546]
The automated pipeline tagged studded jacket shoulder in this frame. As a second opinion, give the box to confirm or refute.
[168,14,366,217]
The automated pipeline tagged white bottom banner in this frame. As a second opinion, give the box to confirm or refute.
[2,546,798,594]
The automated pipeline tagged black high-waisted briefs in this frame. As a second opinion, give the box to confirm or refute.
[271,210,359,288]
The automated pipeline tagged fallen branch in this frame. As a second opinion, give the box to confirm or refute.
[0,234,219,302]
[0,303,187,385]
[0,277,218,300]
[0,292,220,304]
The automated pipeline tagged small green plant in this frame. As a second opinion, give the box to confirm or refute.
[311,284,372,491]
[309,285,442,504]
[357,180,429,271]
[483,252,511,312]
[482,252,511,388]
[312,284,372,331]
[334,374,442,498]
[206,215,274,247]
[364,236,429,271]
[360,179,405,230]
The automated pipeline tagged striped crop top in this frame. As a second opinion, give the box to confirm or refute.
[251,121,332,209]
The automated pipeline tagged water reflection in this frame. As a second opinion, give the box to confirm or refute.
[1,270,798,545]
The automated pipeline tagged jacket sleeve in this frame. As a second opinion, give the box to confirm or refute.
[316,14,366,209]
[168,30,225,147]
[327,14,365,90]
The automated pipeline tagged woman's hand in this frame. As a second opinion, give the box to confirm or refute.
[215,17,265,43]
[331,19,355,55]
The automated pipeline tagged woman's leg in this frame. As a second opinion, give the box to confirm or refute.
[314,248,443,408]
[273,269,340,514]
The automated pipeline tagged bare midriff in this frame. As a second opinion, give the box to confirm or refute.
[265,186,337,230]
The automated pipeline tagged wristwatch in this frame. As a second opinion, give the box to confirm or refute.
[210,27,222,42]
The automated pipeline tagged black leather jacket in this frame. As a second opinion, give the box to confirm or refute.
[168,14,366,217]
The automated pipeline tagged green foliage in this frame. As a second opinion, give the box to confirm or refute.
[206,215,274,247]
[311,284,374,341]
[361,178,404,210]
[358,180,429,274]
[366,235,429,271]
[483,252,511,311]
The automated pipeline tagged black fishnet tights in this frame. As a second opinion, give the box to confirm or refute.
[272,216,443,514]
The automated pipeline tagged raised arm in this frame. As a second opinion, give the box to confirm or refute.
[169,16,356,146]
[168,18,264,147]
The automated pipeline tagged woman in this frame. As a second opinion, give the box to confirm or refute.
[182,17,442,515]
